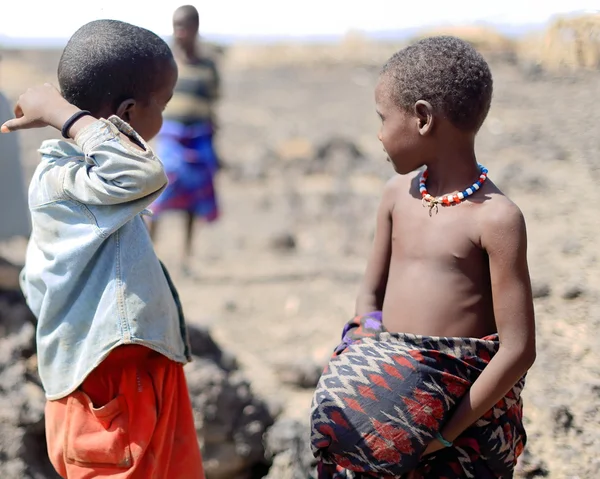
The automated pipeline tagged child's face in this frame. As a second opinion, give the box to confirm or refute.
[374,77,426,175]
[128,59,178,142]
[173,12,198,51]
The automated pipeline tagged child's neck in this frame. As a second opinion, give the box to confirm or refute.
[423,142,480,197]
[176,44,200,63]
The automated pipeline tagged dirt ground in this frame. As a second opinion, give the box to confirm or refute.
[1,43,599,478]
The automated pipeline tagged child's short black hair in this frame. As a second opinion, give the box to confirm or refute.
[381,36,493,132]
[58,20,174,115]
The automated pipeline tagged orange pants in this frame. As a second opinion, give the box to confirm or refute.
[45,345,205,479]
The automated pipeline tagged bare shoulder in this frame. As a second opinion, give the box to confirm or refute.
[477,180,527,247]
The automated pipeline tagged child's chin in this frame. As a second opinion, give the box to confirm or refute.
[389,161,406,174]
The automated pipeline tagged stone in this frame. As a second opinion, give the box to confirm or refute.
[552,405,575,434]
[531,282,551,299]
[270,232,297,252]
[264,419,316,479]
[0,283,59,479]
[562,284,584,300]
[186,323,238,372]
[515,448,549,477]
[185,355,275,479]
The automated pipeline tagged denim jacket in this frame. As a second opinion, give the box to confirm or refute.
[20,116,191,400]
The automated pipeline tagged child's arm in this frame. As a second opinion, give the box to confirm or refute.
[425,201,536,455]
[1,84,167,205]
[355,177,396,315]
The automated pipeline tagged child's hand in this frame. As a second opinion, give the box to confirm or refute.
[1,83,79,133]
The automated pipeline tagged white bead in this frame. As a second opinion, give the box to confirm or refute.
[447,196,454,203]
[457,192,465,200]
[473,183,480,190]
[466,188,473,195]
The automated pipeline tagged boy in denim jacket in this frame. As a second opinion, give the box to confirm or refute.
[2,19,204,479]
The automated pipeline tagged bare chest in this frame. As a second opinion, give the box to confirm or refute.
[390,197,485,272]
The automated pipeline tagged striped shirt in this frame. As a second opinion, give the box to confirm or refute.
[164,56,220,125]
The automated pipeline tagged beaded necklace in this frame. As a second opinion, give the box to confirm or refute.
[419,164,488,216]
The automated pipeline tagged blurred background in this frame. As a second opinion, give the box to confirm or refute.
[0,2,599,478]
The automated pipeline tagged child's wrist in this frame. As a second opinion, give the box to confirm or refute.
[434,431,453,448]
[49,104,81,132]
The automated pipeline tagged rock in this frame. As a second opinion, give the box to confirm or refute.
[185,357,275,479]
[531,282,551,299]
[270,232,297,252]
[552,405,575,434]
[589,381,600,396]
[0,282,60,479]
[224,299,239,312]
[187,323,238,372]
[562,284,584,300]
[264,419,316,479]
[274,358,324,389]
[515,448,549,477]
[203,441,254,479]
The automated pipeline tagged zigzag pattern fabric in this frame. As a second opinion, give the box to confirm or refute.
[311,312,526,478]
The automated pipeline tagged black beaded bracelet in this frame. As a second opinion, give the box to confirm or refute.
[61,110,92,139]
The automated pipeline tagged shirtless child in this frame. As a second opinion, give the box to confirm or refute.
[311,36,536,478]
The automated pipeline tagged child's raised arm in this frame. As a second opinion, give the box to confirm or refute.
[355,176,397,315]
[2,84,167,206]
[424,199,536,455]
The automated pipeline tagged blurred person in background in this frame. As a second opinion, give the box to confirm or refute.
[148,4,221,276]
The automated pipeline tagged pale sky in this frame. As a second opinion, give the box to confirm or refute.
[0,0,598,40]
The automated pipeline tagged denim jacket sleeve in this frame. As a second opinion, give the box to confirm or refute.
[63,116,168,205]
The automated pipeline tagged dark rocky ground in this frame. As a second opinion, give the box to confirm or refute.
[0,44,599,478]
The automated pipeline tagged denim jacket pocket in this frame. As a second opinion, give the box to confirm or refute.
[64,391,132,469]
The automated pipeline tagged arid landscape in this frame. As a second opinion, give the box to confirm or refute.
[0,17,599,478]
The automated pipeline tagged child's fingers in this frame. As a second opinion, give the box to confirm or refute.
[1,104,24,132]
[1,116,43,133]
[1,118,23,133]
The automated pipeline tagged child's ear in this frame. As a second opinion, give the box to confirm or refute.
[414,100,434,136]
[116,99,136,123]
